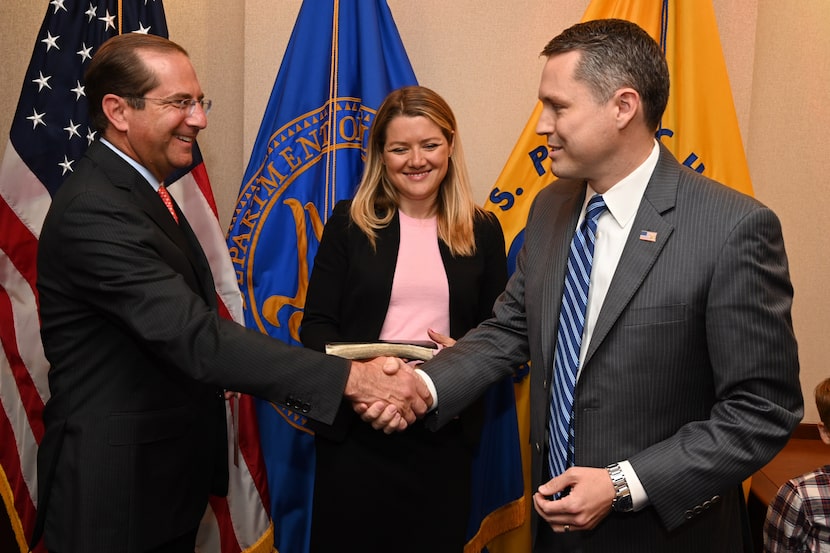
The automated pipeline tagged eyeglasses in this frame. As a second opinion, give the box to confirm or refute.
[125,96,213,117]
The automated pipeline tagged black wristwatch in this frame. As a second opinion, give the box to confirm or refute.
[606,463,634,513]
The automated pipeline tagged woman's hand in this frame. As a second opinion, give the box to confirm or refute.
[427,328,456,349]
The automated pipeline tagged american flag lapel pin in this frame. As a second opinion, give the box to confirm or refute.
[639,230,658,242]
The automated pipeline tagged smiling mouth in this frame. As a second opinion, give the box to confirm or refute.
[548,145,563,157]
[405,170,431,178]
[176,135,194,144]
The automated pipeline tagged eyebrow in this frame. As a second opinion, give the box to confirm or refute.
[164,92,205,100]
[386,136,444,145]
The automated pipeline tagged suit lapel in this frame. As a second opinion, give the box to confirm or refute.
[85,142,216,304]
[86,143,179,236]
[177,213,218,308]
[539,181,586,373]
[131,179,193,255]
[583,145,679,366]
[129,175,216,304]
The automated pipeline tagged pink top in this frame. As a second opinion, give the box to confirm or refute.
[379,211,450,342]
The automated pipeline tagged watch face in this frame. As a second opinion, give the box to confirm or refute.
[615,494,633,513]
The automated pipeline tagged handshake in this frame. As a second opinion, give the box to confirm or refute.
[344,357,433,434]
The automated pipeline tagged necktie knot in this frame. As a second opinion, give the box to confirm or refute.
[585,194,607,225]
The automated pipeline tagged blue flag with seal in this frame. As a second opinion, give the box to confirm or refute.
[225,2,417,551]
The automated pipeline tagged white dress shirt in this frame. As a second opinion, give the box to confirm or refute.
[578,140,660,510]
[422,140,662,510]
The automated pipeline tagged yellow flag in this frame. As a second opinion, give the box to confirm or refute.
[659,1,753,195]
[484,2,751,551]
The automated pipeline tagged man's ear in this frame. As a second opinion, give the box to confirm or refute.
[614,88,640,130]
[101,93,129,132]
[818,421,830,445]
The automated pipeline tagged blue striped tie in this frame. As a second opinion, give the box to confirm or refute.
[548,194,606,483]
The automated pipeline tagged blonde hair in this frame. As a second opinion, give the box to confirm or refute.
[350,86,483,256]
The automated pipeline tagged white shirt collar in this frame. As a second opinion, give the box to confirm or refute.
[99,138,162,192]
[585,140,660,227]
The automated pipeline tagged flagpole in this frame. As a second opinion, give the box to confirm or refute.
[325,0,340,219]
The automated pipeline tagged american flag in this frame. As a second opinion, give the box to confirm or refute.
[639,230,658,242]
[0,2,270,552]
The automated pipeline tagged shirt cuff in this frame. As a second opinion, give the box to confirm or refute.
[414,368,438,411]
[619,460,649,511]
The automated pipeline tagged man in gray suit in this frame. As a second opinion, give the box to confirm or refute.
[364,18,803,552]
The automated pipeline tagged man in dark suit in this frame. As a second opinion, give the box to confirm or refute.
[366,18,803,552]
[32,33,429,553]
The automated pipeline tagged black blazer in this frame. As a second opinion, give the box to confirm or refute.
[34,141,352,553]
[300,200,507,439]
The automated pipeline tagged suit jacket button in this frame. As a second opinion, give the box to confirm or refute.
[685,510,694,519]
[534,442,541,454]
[301,403,311,413]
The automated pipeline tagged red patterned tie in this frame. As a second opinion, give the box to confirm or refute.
[158,184,179,224]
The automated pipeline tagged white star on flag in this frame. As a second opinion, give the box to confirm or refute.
[41,31,60,51]
[0,2,272,552]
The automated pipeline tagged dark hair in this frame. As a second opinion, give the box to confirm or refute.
[85,33,189,132]
[816,377,830,427]
[541,19,669,130]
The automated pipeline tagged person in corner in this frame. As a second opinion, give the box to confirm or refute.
[764,377,830,552]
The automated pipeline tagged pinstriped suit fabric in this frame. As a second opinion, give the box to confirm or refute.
[35,142,353,552]
[423,144,802,553]
[548,195,606,482]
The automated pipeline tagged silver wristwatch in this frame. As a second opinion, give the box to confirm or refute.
[606,463,633,512]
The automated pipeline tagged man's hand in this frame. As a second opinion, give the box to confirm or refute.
[345,357,433,433]
[532,466,616,533]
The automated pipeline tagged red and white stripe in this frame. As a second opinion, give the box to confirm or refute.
[0,139,273,552]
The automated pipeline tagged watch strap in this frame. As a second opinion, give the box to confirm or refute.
[606,462,634,512]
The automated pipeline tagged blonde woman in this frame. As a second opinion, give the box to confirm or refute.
[301,85,507,553]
